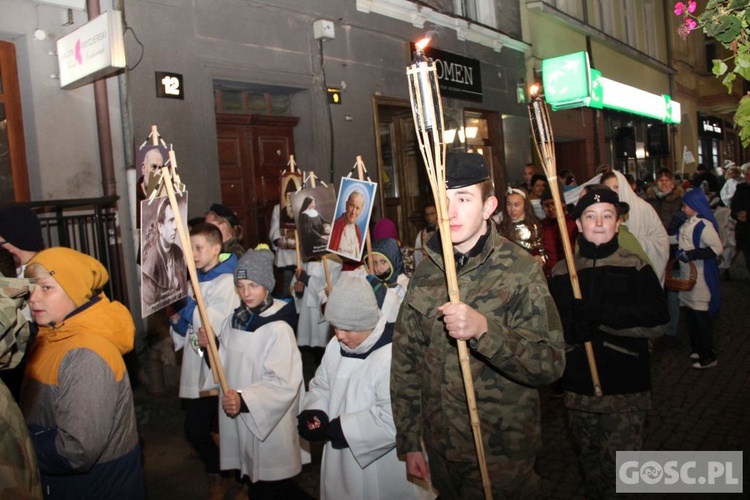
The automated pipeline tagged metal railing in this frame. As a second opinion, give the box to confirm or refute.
[9,196,129,307]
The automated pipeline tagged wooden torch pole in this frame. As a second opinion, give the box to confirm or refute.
[407,40,492,499]
[528,97,602,397]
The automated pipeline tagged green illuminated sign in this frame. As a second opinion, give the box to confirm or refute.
[541,51,681,124]
[542,51,592,108]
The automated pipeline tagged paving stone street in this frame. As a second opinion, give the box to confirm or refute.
[138,262,750,499]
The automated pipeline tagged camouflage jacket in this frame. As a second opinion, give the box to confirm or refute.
[391,224,565,463]
[0,276,33,371]
[0,277,42,499]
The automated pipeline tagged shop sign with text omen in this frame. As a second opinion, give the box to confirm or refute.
[413,44,482,102]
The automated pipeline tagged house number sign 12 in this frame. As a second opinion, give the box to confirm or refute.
[156,72,184,100]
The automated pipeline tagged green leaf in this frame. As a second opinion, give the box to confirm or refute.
[728,0,750,11]
[735,60,750,80]
[722,71,736,92]
[713,59,729,76]
[737,54,750,68]
[735,96,750,147]
[713,17,742,43]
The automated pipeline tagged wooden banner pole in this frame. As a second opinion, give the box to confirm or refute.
[162,151,228,393]
[355,156,375,275]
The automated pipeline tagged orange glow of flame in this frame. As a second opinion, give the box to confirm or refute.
[416,38,430,51]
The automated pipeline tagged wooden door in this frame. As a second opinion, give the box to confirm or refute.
[216,114,298,247]
[0,41,30,201]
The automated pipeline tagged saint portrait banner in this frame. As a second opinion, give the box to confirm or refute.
[140,192,189,317]
[326,177,377,262]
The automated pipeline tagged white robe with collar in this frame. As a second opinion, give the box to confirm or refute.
[303,319,433,500]
[215,300,305,482]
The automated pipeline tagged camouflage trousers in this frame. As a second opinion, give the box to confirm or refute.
[426,446,540,499]
[0,380,42,499]
[567,408,646,499]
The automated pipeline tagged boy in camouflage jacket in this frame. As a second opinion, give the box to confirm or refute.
[391,153,565,499]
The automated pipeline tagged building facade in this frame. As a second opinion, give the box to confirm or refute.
[522,0,678,182]
[1,0,533,319]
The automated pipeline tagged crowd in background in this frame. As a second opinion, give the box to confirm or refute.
[0,153,747,499]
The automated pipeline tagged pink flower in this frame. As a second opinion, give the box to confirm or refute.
[674,2,686,16]
[687,1,697,13]
[677,16,698,39]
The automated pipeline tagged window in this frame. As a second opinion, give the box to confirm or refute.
[453,0,496,28]
[621,0,636,46]
[554,0,583,20]
[698,138,719,169]
[214,86,291,116]
[641,0,661,59]
[595,0,615,38]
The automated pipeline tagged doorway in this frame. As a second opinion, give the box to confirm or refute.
[372,97,431,247]
[215,113,299,247]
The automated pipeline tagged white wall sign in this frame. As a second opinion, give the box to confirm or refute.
[57,10,126,90]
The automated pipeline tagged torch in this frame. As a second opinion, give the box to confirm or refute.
[406,38,492,499]
[527,93,602,397]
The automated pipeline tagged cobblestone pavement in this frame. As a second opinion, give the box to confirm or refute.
[138,263,750,499]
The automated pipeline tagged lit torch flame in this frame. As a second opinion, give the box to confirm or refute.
[413,37,431,63]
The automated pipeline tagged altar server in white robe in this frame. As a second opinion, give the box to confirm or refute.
[198,245,307,493]
[298,276,433,500]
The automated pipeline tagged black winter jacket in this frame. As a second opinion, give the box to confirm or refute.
[549,236,668,396]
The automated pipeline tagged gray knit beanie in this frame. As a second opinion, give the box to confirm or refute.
[325,276,379,331]
[234,244,275,291]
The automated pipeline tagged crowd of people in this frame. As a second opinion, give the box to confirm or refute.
[0,153,746,500]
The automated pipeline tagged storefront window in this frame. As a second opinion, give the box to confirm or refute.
[442,108,488,153]
[698,139,719,169]
[379,123,398,198]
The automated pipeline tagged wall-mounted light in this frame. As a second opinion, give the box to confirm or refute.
[465,126,478,139]
[34,29,51,41]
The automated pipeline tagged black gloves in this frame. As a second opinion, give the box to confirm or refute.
[296,410,349,449]
[565,298,599,345]
[565,321,596,345]
[571,298,599,324]
[297,270,310,286]
[667,211,688,236]
[297,409,330,442]
[326,417,349,449]
[676,247,716,262]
